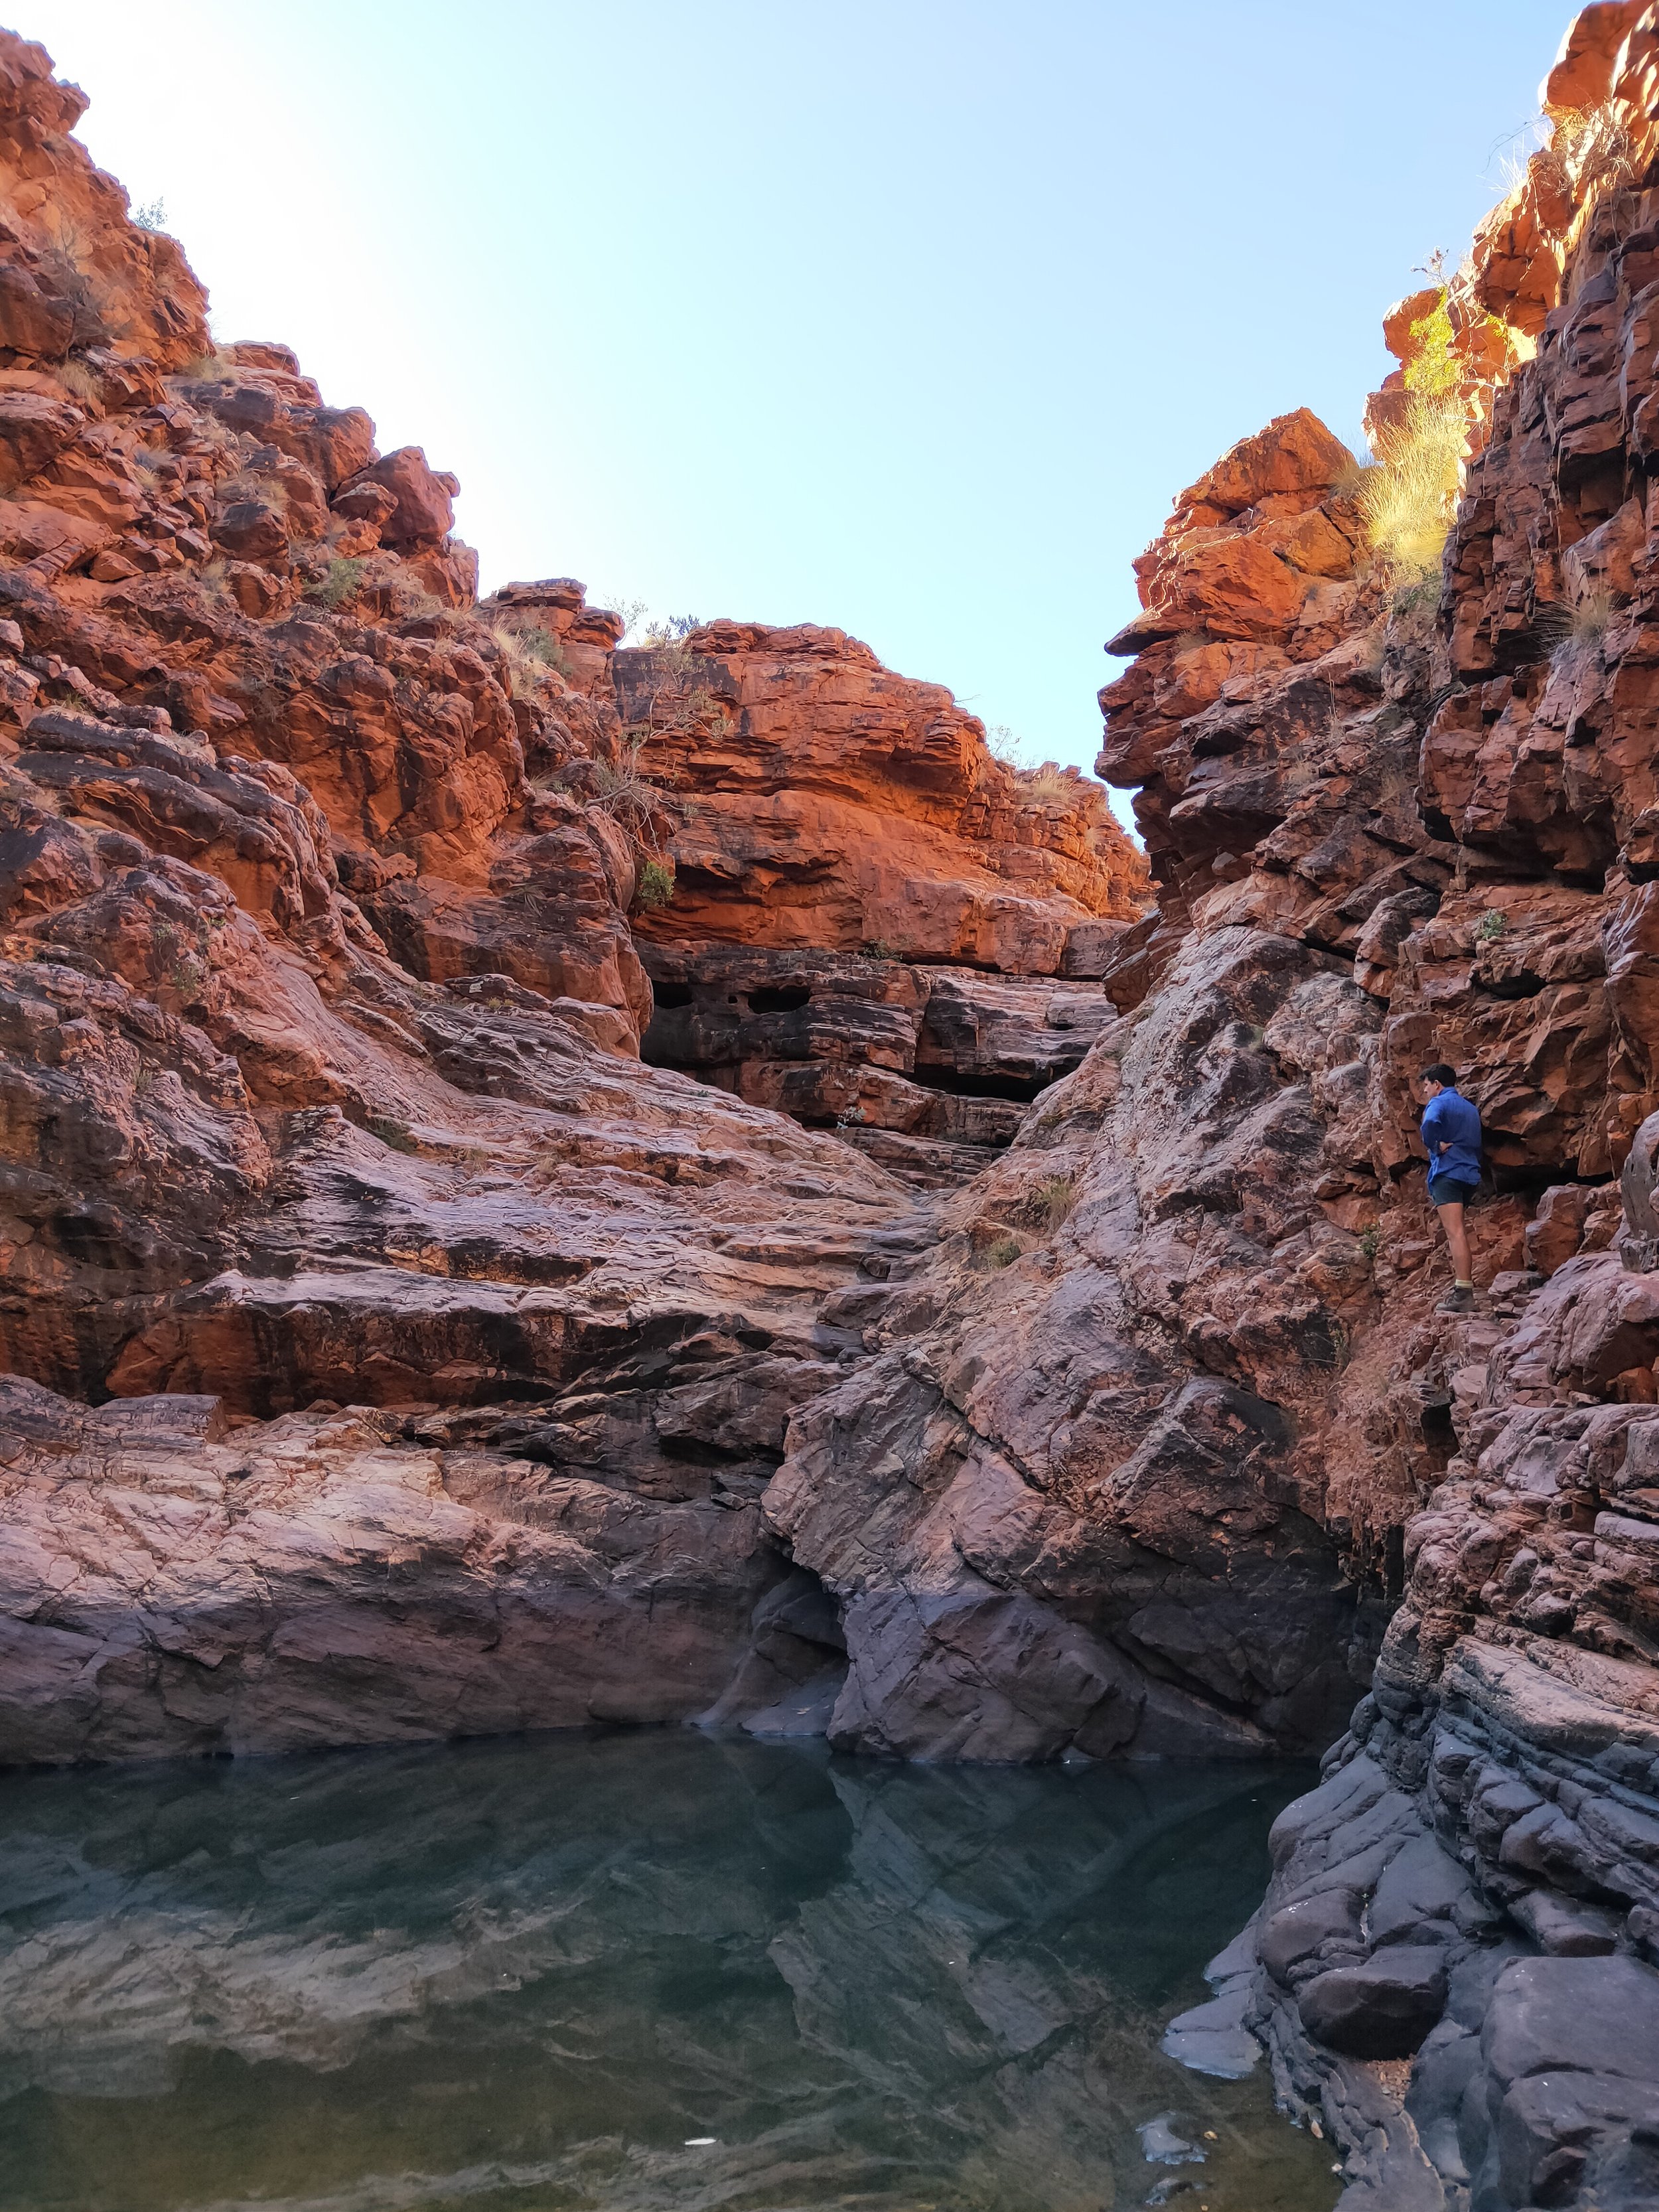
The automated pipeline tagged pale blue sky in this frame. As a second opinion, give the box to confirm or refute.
[35,1,1570,810]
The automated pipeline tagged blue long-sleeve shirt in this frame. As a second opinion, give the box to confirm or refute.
[1421,1088,1482,1183]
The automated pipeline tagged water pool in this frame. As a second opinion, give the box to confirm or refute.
[0,1733,1338,2211]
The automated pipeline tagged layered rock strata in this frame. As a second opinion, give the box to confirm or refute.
[624,619,1149,1181]
[640,946,1119,1187]
[620,619,1145,963]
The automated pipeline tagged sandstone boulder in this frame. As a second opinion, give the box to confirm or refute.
[345,445,458,548]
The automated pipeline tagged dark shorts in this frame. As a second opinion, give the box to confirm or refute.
[1428,1173,1479,1209]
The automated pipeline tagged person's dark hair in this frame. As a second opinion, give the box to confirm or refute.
[1419,1063,1458,1088]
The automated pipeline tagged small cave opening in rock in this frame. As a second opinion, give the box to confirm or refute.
[1486,1160,1615,1202]
[747,984,812,1013]
[1419,1393,1457,1468]
[908,1063,1057,1104]
[656,1432,779,1468]
[1480,970,1548,1001]
[651,981,694,1009]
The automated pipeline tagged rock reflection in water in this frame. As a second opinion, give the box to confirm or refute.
[0,1734,1338,2211]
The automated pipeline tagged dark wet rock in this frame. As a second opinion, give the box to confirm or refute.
[1296,1945,1449,2058]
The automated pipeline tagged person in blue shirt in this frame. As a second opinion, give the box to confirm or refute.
[1417,1062,1483,1312]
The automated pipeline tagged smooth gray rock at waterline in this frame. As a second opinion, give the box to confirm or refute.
[737,1667,845,1739]
[1160,1981,1260,2079]
[1163,1917,1263,2079]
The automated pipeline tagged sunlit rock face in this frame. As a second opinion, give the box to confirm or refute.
[624,621,1152,1187]
[621,620,1149,960]
[1,14,1658,2191]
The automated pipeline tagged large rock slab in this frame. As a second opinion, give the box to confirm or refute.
[0,1378,850,1763]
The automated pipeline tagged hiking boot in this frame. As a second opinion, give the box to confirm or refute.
[1437,1283,1476,1314]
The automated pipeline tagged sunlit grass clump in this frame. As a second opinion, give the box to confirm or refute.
[1358,289,1466,583]
[1358,392,1465,581]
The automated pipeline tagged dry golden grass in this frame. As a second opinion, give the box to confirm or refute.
[1538,101,1634,210]
[56,357,102,404]
[178,348,238,383]
[1570,587,1615,648]
[1544,586,1616,664]
[1020,767,1078,804]
[482,614,569,698]
[1358,391,1465,582]
[587,751,664,826]
[1036,1174,1074,1231]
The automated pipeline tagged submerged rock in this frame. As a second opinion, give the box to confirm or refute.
[1136,2114,1206,2164]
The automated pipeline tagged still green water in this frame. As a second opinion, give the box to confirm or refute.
[0,1733,1338,2212]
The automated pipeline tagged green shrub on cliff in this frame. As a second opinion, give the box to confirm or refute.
[642,614,701,646]
[309,555,366,610]
[485,615,569,698]
[636,858,674,909]
[1402,293,1458,398]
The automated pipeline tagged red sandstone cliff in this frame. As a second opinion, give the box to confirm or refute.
[622,622,1149,1183]
[0,25,1141,1755]
[1088,11,1659,2204]
[622,619,1145,962]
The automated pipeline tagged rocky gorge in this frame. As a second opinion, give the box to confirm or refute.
[3,6,1659,2208]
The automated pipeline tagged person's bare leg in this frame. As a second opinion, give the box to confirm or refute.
[1437,1200,1472,1286]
